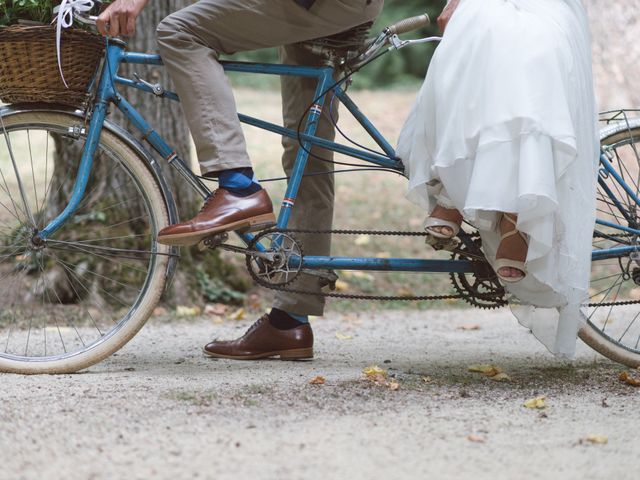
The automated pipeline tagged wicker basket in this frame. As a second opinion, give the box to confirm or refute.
[0,25,105,108]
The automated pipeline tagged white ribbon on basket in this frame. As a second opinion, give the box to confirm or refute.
[52,0,95,88]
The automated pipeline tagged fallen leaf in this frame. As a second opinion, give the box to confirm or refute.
[335,331,353,340]
[388,380,400,391]
[397,287,415,297]
[351,271,374,281]
[153,307,168,317]
[468,364,502,377]
[176,305,200,317]
[247,294,263,311]
[458,324,481,331]
[334,280,350,292]
[580,435,608,445]
[619,371,640,387]
[204,303,227,316]
[354,234,371,246]
[229,308,246,321]
[422,376,433,384]
[524,396,547,409]
[341,313,363,325]
[467,434,486,443]
[489,372,512,382]
[363,365,387,378]
[370,374,387,385]
[309,375,326,385]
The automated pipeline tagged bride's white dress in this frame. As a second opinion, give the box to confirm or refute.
[397,0,599,357]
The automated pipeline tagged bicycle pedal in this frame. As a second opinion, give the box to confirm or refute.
[425,235,460,252]
[198,232,229,251]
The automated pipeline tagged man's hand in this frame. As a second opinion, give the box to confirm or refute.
[437,0,460,34]
[96,0,150,37]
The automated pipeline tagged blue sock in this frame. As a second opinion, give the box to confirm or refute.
[218,168,262,197]
[289,313,310,324]
[268,308,309,329]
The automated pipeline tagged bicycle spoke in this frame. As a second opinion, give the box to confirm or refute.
[51,255,135,308]
[26,130,39,216]
[47,240,152,274]
[0,117,36,227]
[43,250,106,336]
[618,310,640,343]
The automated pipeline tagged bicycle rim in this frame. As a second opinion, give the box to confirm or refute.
[0,110,170,373]
[581,121,640,366]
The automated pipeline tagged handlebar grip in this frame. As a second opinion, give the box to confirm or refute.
[387,14,431,36]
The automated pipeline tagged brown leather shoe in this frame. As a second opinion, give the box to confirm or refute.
[203,315,314,360]
[157,188,276,246]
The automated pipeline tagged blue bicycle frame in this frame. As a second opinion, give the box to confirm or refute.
[35,40,633,272]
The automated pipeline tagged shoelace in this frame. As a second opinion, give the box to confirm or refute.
[245,316,266,336]
[198,190,219,213]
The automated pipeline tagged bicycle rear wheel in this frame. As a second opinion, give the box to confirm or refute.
[0,110,171,374]
[579,119,640,367]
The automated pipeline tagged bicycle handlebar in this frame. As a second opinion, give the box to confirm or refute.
[386,13,431,36]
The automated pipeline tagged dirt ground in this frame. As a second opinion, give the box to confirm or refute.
[1,309,638,480]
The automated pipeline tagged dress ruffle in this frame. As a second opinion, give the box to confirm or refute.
[397,0,599,357]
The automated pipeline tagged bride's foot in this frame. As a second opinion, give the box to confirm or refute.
[424,205,463,239]
[495,213,528,283]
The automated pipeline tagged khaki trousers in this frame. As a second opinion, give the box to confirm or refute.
[157,0,383,315]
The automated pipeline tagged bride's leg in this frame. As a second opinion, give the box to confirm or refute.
[495,213,528,280]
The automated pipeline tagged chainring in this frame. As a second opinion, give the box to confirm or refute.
[449,237,507,309]
[245,229,304,288]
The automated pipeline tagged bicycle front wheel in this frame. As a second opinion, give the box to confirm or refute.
[580,119,640,367]
[0,110,171,374]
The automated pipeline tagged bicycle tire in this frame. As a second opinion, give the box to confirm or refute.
[0,110,171,374]
[579,119,640,367]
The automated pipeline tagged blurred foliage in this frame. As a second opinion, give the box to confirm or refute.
[225,0,446,89]
[0,0,56,26]
[0,0,113,27]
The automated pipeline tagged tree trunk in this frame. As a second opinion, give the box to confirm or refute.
[112,0,198,215]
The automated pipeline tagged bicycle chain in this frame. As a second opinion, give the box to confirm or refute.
[246,227,479,302]
[244,227,640,308]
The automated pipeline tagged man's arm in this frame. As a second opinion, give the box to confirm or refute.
[437,0,460,34]
[96,0,150,37]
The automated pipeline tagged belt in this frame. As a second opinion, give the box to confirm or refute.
[294,0,316,9]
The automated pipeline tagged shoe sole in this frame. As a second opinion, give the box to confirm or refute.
[202,347,314,361]
[157,213,276,246]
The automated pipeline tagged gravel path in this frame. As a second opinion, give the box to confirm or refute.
[1,309,638,480]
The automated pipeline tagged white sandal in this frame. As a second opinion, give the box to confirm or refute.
[494,214,528,283]
[424,206,462,239]
[424,217,461,239]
